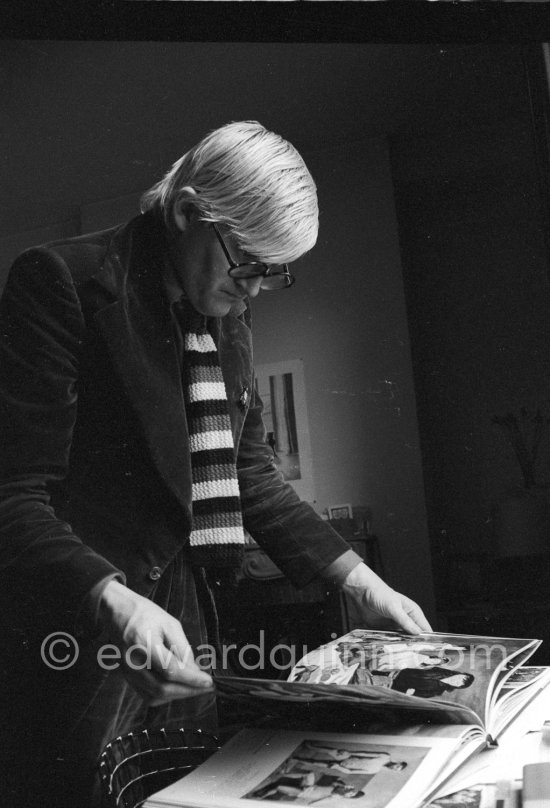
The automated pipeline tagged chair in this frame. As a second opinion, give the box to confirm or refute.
[98,727,221,808]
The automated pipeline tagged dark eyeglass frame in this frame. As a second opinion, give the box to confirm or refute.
[212,223,295,290]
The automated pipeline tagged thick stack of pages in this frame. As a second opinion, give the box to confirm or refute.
[143,630,550,808]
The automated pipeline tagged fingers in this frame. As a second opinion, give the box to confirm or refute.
[122,663,215,706]
[386,596,433,635]
[118,631,213,703]
[162,652,213,689]
[392,609,427,635]
[148,625,213,688]
[396,595,433,633]
[405,604,433,634]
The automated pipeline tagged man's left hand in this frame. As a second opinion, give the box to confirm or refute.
[340,562,432,635]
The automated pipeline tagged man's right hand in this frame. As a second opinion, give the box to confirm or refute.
[98,580,213,704]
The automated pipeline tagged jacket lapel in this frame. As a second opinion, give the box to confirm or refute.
[215,314,254,448]
[90,215,193,513]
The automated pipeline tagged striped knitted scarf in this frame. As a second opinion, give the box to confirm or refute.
[181,309,246,569]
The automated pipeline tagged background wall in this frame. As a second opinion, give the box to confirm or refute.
[253,138,431,605]
[389,48,550,612]
[0,41,455,257]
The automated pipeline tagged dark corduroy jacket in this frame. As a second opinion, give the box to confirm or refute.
[0,211,351,636]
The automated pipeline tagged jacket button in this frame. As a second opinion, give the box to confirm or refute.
[148,566,162,581]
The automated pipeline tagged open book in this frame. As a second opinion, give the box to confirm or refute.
[143,631,550,808]
[143,724,505,808]
[215,629,550,744]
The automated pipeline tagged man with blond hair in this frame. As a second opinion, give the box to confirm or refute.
[0,121,430,807]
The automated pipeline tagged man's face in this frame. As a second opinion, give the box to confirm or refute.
[171,210,263,317]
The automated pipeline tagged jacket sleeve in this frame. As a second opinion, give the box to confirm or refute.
[0,249,124,634]
[237,373,356,589]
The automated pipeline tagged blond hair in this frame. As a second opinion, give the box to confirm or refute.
[141,121,318,264]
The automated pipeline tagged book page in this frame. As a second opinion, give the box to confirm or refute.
[488,667,550,739]
[286,629,539,731]
[486,642,545,725]
[502,666,550,688]
[215,673,481,728]
[144,726,483,808]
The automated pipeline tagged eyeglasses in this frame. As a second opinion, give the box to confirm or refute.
[212,223,295,291]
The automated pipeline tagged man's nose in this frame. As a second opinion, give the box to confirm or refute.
[235,276,263,298]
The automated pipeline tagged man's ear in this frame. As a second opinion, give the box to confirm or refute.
[172,186,198,232]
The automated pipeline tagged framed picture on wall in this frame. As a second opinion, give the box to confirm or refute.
[327,503,353,520]
[254,359,315,503]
